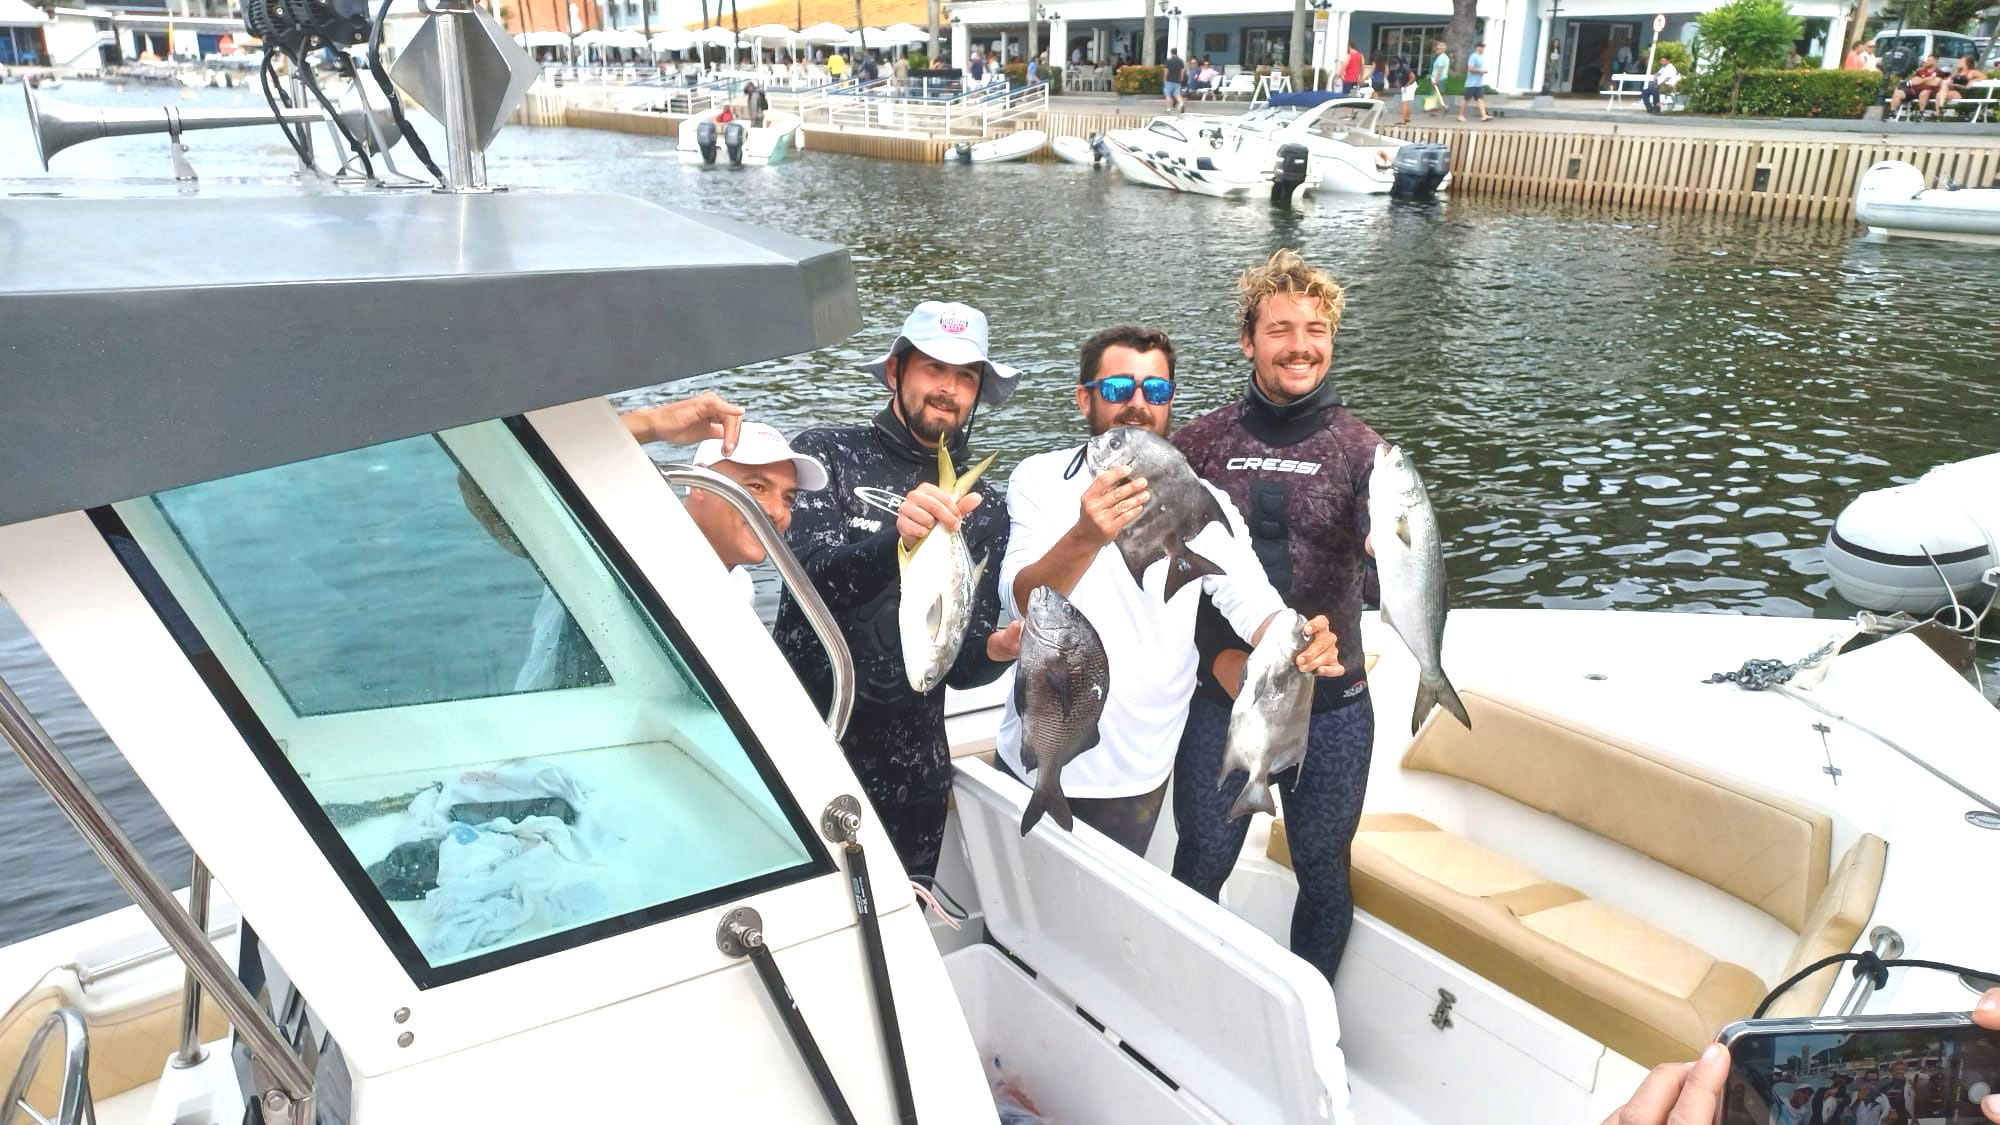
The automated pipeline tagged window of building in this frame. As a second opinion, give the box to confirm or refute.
[100,419,829,988]
[1239,26,1292,68]
[1371,24,1448,68]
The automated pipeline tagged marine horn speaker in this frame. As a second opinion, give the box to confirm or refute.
[23,84,396,169]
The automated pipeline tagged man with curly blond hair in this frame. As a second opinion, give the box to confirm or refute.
[1169,248,1384,984]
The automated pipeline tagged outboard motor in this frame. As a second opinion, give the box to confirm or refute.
[695,120,719,165]
[1390,142,1450,198]
[724,120,746,166]
[952,141,974,164]
[1271,142,1311,205]
[1089,132,1109,166]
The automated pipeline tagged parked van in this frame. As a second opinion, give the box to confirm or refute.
[1874,28,1981,75]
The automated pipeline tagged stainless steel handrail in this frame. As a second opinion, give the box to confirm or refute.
[172,857,212,1068]
[2,1008,93,1125]
[660,464,856,739]
[75,920,239,987]
[1839,926,1907,1016]
[0,675,315,1124]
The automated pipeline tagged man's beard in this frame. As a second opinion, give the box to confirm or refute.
[901,388,967,443]
[1088,406,1168,437]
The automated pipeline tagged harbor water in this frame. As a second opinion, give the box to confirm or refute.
[2,81,1996,943]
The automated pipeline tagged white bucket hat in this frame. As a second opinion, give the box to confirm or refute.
[866,300,1021,407]
[693,421,828,490]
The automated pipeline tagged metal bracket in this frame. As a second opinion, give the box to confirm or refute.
[821,795,863,845]
[1813,722,1842,785]
[1430,988,1456,1031]
[716,907,765,958]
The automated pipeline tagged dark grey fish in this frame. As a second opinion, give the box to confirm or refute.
[1084,427,1233,600]
[1015,586,1111,835]
[366,838,440,901]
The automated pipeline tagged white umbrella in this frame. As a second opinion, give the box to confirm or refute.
[800,21,854,46]
[878,23,926,45]
[691,25,739,46]
[516,30,572,48]
[572,28,606,46]
[599,29,647,49]
[744,22,796,39]
[649,28,695,52]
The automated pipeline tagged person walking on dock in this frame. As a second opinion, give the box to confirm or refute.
[1164,48,1187,112]
[1426,41,1451,116]
[1459,40,1490,121]
[1391,55,1415,122]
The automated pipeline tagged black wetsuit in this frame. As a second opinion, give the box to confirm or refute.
[1169,376,1384,983]
[775,407,1012,879]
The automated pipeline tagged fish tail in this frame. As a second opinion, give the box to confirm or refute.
[1225,774,1275,822]
[1162,546,1226,600]
[953,452,999,499]
[1019,773,1075,836]
[1411,672,1472,735]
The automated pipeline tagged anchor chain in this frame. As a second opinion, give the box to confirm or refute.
[1704,634,1843,690]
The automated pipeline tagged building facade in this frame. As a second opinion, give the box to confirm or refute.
[946,0,1851,91]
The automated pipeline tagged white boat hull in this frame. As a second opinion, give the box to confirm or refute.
[676,109,803,166]
[1050,135,1107,167]
[944,129,1046,164]
[1856,160,2000,245]
[1825,451,2000,613]
[1102,120,1288,198]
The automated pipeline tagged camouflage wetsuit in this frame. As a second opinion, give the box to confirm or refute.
[775,406,1012,879]
[1170,376,1383,983]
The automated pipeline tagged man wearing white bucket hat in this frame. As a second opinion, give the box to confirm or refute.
[775,300,1023,879]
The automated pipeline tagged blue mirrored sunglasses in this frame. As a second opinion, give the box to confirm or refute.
[1084,375,1176,405]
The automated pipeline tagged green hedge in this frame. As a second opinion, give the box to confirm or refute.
[1002,61,1063,94]
[1115,64,1163,94]
[1683,67,1881,117]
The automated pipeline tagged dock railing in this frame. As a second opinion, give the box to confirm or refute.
[825,79,1048,136]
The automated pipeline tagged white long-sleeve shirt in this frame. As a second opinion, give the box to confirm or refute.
[996,444,1287,797]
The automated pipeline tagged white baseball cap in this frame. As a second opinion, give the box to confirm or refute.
[866,300,1021,407]
[692,421,828,491]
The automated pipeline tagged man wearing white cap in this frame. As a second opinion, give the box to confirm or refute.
[685,421,828,603]
[774,300,1023,880]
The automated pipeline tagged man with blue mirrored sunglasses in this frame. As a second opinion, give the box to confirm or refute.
[993,325,1335,856]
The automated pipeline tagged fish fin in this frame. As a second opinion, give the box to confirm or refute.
[1012,666,1028,715]
[1270,734,1309,777]
[1042,662,1074,716]
[953,452,999,499]
[1122,548,1151,589]
[1395,512,1412,548]
[1200,486,1234,536]
[1225,774,1275,822]
[1019,775,1075,835]
[1162,546,1226,600]
[1411,673,1473,735]
[936,443,957,493]
[926,594,944,639]
[1380,605,1392,627]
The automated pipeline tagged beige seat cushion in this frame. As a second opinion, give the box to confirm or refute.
[0,976,230,1111]
[1401,691,1833,931]
[1273,814,1768,1067]
[1762,834,1889,1018]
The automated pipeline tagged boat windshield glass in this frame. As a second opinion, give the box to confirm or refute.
[100,419,827,987]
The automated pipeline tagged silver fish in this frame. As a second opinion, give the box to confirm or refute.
[1084,427,1233,600]
[1367,442,1471,735]
[899,443,997,693]
[1015,585,1110,835]
[1219,610,1315,821]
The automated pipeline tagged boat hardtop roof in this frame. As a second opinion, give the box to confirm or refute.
[1239,96,1387,134]
[0,183,859,528]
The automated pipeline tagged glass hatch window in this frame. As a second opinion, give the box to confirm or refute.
[100,419,828,987]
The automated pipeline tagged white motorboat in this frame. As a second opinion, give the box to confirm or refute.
[944,129,1046,164]
[1050,133,1109,167]
[677,106,803,166]
[1102,114,1312,198]
[5,20,2000,1125]
[1826,451,2000,614]
[1233,94,1450,196]
[1856,160,2000,246]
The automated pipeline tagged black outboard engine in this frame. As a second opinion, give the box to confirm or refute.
[1390,142,1450,198]
[1271,142,1311,205]
[723,121,746,166]
[1089,132,1109,166]
[952,141,974,164]
[695,120,719,165]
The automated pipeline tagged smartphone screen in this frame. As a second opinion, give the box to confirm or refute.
[1721,1015,2000,1123]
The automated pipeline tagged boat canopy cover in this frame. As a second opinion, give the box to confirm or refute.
[0,185,859,527]
[1267,90,1344,107]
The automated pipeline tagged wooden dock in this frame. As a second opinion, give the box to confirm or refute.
[515,89,2000,224]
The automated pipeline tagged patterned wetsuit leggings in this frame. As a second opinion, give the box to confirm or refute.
[1171,691,1375,984]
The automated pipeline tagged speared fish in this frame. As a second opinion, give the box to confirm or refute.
[1367,442,1471,734]
[1219,610,1315,821]
[899,442,997,694]
[1084,427,1233,600]
[1014,586,1111,835]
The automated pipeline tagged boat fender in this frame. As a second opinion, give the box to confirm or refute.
[695,119,718,165]
[1271,142,1311,206]
[724,120,745,166]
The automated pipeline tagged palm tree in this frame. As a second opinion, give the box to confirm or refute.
[1142,0,1155,65]
[855,0,868,61]
[1287,0,1307,85]
[927,0,939,64]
